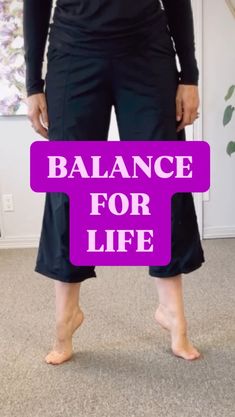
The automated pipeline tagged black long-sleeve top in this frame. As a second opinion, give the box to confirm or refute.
[23,0,199,97]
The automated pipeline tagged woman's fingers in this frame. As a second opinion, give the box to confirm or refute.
[26,93,49,139]
[176,107,197,132]
[40,103,49,130]
[176,85,200,132]
[177,109,190,132]
[29,110,48,139]
[176,97,183,122]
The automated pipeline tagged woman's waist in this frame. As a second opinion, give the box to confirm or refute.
[48,7,171,56]
[52,0,163,35]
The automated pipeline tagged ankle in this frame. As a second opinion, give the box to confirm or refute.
[56,314,72,329]
[158,303,187,328]
[57,305,82,322]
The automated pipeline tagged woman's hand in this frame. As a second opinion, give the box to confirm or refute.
[26,93,49,139]
[175,85,200,132]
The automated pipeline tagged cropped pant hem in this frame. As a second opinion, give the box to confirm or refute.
[34,263,97,283]
[148,259,205,278]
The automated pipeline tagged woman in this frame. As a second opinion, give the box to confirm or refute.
[23,0,205,365]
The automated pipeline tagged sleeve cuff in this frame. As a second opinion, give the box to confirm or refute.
[178,62,199,86]
[26,77,45,97]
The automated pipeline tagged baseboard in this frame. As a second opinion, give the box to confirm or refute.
[203,226,235,239]
[0,235,39,249]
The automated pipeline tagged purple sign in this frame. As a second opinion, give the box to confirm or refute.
[30,141,210,266]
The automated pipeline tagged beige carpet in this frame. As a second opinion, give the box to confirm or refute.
[0,238,235,417]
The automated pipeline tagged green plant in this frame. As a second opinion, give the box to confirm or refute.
[223,85,235,156]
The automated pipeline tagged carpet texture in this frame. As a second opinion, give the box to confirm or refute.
[0,238,234,417]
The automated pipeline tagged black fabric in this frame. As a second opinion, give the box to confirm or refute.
[34,35,205,283]
[23,0,199,97]
[23,0,53,96]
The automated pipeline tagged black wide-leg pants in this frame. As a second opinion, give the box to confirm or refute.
[34,29,205,283]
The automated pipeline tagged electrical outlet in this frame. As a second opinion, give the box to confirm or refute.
[2,194,14,212]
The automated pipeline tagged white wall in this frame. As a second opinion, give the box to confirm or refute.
[0,117,45,246]
[202,0,235,238]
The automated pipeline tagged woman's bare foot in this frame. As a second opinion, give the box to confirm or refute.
[45,307,84,365]
[155,304,200,361]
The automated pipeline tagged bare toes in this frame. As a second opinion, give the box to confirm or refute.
[45,350,73,365]
[172,347,201,361]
